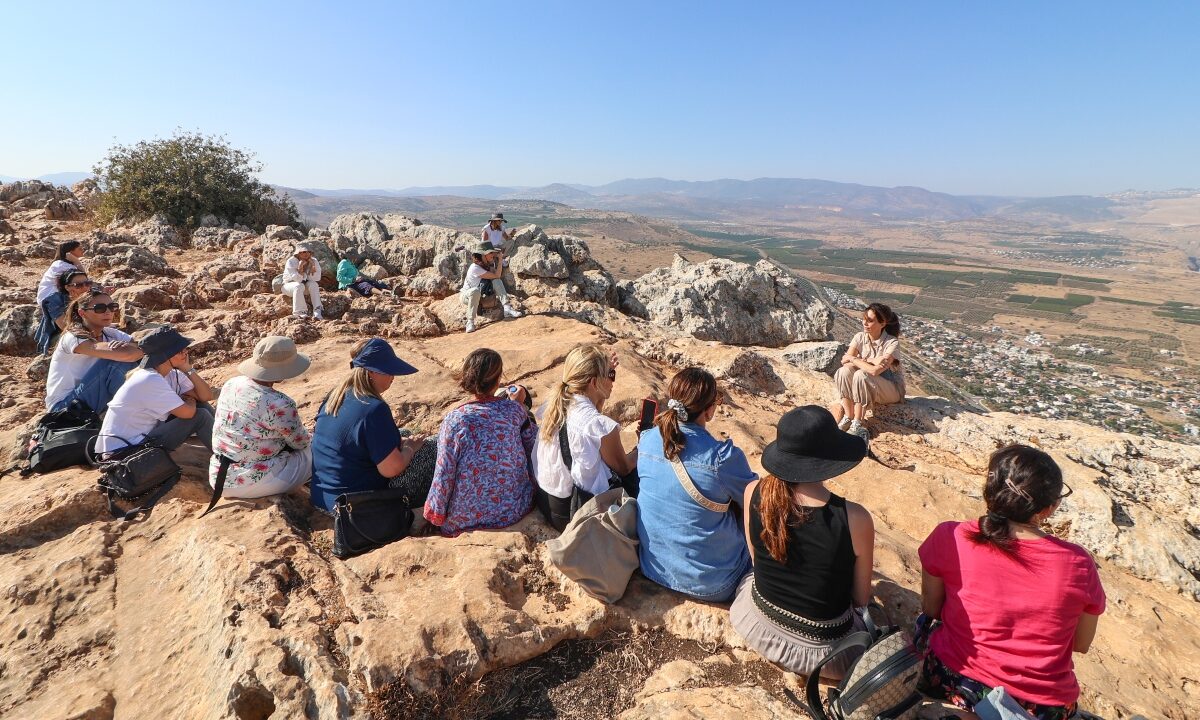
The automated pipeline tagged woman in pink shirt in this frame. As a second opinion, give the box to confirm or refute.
[918,445,1105,719]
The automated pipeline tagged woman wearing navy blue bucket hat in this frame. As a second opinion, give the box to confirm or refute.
[731,405,875,680]
[310,338,428,513]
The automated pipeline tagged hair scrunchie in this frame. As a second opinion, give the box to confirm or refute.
[666,398,689,422]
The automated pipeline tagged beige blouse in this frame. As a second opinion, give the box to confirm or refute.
[849,331,905,390]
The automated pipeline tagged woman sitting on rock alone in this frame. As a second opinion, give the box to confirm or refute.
[310,338,426,513]
[94,327,215,457]
[636,367,758,602]
[35,240,87,355]
[423,348,537,535]
[34,268,94,356]
[831,302,905,444]
[209,336,314,499]
[731,406,874,680]
[534,344,638,531]
[282,242,325,320]
[45,289,144,415]
[917,445,1104,719]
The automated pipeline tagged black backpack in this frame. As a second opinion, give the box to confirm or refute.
[1,404,102,478]
[804,608,922,720]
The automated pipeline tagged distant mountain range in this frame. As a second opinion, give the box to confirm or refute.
[289,177,1161,224]
[0,171,92,186]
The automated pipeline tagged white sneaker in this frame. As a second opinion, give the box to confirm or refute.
[465,320,476,333]
[837,416,852,431]
[292,312,309,319]
[849,421,870,446]
[313,309,324,320]
[503,305,523,318]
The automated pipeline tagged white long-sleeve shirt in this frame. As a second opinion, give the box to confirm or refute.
[282,255,321,284]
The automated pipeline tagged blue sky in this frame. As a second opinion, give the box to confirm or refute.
[2,1,1197,196]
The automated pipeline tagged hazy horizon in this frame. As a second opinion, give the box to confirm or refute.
[3,2,1198,196]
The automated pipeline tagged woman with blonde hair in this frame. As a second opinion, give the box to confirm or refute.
[310,338,426,512]
[731,406,874,679]
[636,367,757,602]
[534,344,638,531]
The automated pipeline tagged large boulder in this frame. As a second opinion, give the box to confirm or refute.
[106,214,185,252]
[259,226,338,288]
[88,242,178,278]
[0,304,39,354]
[44,198,82,220]
[782,340,847,375]
[510,243,569,279]
[625,256,833,347]
[190,226,255,252]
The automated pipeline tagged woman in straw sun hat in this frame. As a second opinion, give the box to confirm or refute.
[730,405,875,680]
[209,336,315,499]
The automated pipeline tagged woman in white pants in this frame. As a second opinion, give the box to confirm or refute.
[209,336,313,499]
[282,242,324,319]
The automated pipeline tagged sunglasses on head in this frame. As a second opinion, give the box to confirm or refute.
[84,302,119,313]
[1058,482,1073,500]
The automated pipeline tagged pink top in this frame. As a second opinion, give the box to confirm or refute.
[919,520,1106,706]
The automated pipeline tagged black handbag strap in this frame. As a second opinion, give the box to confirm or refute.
[86,433,139,466]
[804,630,874,720]
[200,455,234,517]
[558,423,573,469]
[107,471,181,521]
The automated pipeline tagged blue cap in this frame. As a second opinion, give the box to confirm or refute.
[350,338,418,376]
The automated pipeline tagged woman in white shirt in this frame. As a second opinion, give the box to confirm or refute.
[36,241,85,306]
[281,242,324,319]
[460,242,521,333]
[534,343,638,531]
[96,327,214,456]
[45,290,144,415]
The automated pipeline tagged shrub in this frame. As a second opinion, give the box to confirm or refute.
[91,130,302,232]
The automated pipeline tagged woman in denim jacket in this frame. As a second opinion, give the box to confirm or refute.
[635,367,757,602]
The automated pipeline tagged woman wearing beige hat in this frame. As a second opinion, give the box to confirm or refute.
[282,242,325,319]
[209,336,314,499]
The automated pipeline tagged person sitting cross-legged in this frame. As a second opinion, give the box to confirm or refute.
[209,336,314,499]
[95,327,215,458]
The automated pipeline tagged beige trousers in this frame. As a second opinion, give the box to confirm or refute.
[833,365,903,411]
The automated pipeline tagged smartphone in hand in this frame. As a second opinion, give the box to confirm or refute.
[638,398,658,432]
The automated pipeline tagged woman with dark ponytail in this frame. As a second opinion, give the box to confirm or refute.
[917,444,1106,719]
[635,367,757,602]
[34,241,86,354]
[730,406,874,679]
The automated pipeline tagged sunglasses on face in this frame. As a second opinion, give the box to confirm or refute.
[84,302,119,313]
[1058,482,1073,500]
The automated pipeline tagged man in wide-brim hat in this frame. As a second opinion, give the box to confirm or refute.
[727,405,877,680]
[459,241,522,333]
[208,335,316,502]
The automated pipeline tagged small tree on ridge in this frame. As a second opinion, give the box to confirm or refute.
[91,130,302,231]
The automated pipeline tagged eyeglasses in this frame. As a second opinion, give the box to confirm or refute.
[67,280,93,288]
[84,302,119,313]
[1058,482,1073,500]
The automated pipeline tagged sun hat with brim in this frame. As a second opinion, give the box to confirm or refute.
[471,241,501,256]
[138,326,193,368]
[238,335,311,382]
[489,213,506,222]
[350,337,418,377]
[760,405,867,483]
[293,241,322,255]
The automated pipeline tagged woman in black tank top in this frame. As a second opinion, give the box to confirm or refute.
[730,405,875,679]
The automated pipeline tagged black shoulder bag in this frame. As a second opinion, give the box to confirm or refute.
[0,403,103,479]
[332,487,414,559]
[91,435,182,520]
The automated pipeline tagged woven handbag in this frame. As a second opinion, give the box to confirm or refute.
[806,608,922,720]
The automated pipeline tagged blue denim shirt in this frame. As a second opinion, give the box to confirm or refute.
[635,423,757,602]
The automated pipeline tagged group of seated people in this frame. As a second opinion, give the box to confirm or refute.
[32,245,1100,717]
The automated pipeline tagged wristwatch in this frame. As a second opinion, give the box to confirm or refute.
[185,368,198,376]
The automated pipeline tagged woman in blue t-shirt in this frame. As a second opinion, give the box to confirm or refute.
[635,367,758,602]
[310,338,427,513]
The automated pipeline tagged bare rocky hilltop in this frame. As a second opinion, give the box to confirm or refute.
[0,182,1197,719]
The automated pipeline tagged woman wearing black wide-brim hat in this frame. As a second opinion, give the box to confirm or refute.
[730,405,876,680]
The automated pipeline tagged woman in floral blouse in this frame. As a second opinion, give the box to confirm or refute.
[424,348,536,535]
[209,336,313,498]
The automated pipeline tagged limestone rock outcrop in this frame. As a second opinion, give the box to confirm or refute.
[0,304,39,354]
[624,255,834,347]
